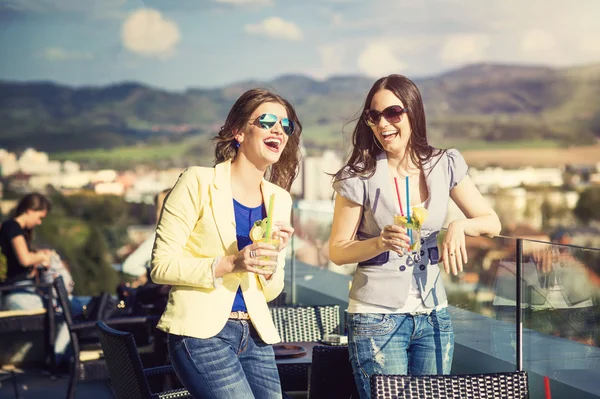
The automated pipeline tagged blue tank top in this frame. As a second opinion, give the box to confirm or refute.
[231,198,265,312]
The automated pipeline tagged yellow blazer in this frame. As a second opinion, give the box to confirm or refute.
[150,160,292,344]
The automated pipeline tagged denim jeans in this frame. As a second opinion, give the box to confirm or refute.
[347,308,454,399]
[1,281,44,310]
[167,320,282,399]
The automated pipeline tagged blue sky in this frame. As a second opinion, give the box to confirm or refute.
[1,0,599,90]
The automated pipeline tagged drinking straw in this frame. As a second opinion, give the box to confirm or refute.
[393,177,404,216]
[265,193,275,241]
[405,176,413,246]
[544,376,552,399]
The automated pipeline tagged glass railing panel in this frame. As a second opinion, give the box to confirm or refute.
[443,233,520,368]
[520,239,600,347]
[287,206,354,306]
[520,239,600,395]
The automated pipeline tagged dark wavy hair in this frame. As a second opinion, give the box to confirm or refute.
[334,74,441,181]
[214,88,303,191]
[13,192,52,245]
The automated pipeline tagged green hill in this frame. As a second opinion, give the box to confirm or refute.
[1,62,599,168]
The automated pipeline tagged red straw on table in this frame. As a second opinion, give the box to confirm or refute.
[394,177,404,216]
[544,376,552,399]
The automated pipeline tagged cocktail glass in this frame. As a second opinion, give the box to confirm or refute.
[394,214,422,253]
[256,227,280,272]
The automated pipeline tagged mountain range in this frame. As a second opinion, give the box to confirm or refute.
[1,62,599,160]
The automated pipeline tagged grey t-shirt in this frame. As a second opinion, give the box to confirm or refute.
[333,148,468,241]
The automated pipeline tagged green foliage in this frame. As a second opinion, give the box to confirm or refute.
[574,187,600,223]
[73,227,118,296]
[2,63,600,164]
[0,252,6,282]
[33,192,140,296]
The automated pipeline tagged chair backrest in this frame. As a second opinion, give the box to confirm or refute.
[370,371,529,399]
[308,345,359,399]
[53,276,75,329]
[270,305,340,342]
[96,321,152,399]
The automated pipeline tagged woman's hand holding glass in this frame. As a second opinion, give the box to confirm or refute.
[273,221,294,251]
[377,224,411,255]
[232,242,279,276]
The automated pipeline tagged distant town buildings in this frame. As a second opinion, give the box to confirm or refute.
[0,148,180,202]
[1,147,599,227]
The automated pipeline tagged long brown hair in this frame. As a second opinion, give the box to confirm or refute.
[214,88,303,191]
[334,74,440,181]
[13,192,52,246]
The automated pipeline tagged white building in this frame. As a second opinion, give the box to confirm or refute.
[295,150,342,201]
[469,167,564,193]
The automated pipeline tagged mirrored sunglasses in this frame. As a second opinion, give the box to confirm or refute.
[363,105,408,126]
[255,113,295,136]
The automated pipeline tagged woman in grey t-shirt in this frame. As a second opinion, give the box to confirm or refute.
[329,75,501,399]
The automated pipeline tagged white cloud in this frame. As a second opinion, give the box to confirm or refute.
[312,44,346,78]
[520,29,555,53]
[121,8,181,58]
[330,13,343,27]
[579,37,600,56]
[41,47,94,61]
[213,0,273,4]
[357,41,406,77]
[245,17,303,41]
[439,34,490,65]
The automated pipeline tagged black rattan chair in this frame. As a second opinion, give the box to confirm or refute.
[270,305,341,392]
[53,276,156,399]
[308,345,359,399]
[370,371,529,399]
[271,304,341,342]
[96,321,190,399]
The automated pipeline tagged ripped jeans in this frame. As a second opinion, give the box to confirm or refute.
[347,308,454,399]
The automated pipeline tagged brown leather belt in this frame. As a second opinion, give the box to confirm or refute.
[229,311,251,320]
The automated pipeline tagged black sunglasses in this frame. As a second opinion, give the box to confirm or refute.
[363,105,408,126]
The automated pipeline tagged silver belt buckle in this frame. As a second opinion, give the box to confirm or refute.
[410,310,430,316]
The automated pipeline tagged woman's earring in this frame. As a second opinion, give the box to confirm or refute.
[235,140,240,148]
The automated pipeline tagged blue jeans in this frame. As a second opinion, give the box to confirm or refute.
[167,320,282,399]
[347,308,455,399]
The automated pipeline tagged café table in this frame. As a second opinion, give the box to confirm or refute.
[274,342,321,365]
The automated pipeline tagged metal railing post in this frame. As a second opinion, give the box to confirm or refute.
[516,238,523,371]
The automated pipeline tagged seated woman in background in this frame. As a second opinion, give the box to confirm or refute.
[119,189,171,315]
[0,192,53,310]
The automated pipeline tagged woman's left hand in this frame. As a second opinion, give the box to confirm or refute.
[274,222,295,251]
[440,220,468,275]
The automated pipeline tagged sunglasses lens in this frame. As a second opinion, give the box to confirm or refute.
[281,118,294,136]
[364,110,380,125]
[258,114,277,129]
[382,106,404,123]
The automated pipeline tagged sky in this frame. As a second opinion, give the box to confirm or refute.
[0,0,599,91]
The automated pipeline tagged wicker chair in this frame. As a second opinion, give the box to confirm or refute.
[370,371,530,399]
[0,282,56,370]
[53,276,155,399]
[271,304,341,342]
[270,305,341,392]
[96,321,190,399]
[308,345,359,399]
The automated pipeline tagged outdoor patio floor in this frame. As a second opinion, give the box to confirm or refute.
[0,368,113,399]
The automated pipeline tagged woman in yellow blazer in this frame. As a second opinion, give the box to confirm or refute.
[151,88,302,399]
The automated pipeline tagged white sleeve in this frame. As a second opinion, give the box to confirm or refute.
[121,233,155,276]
